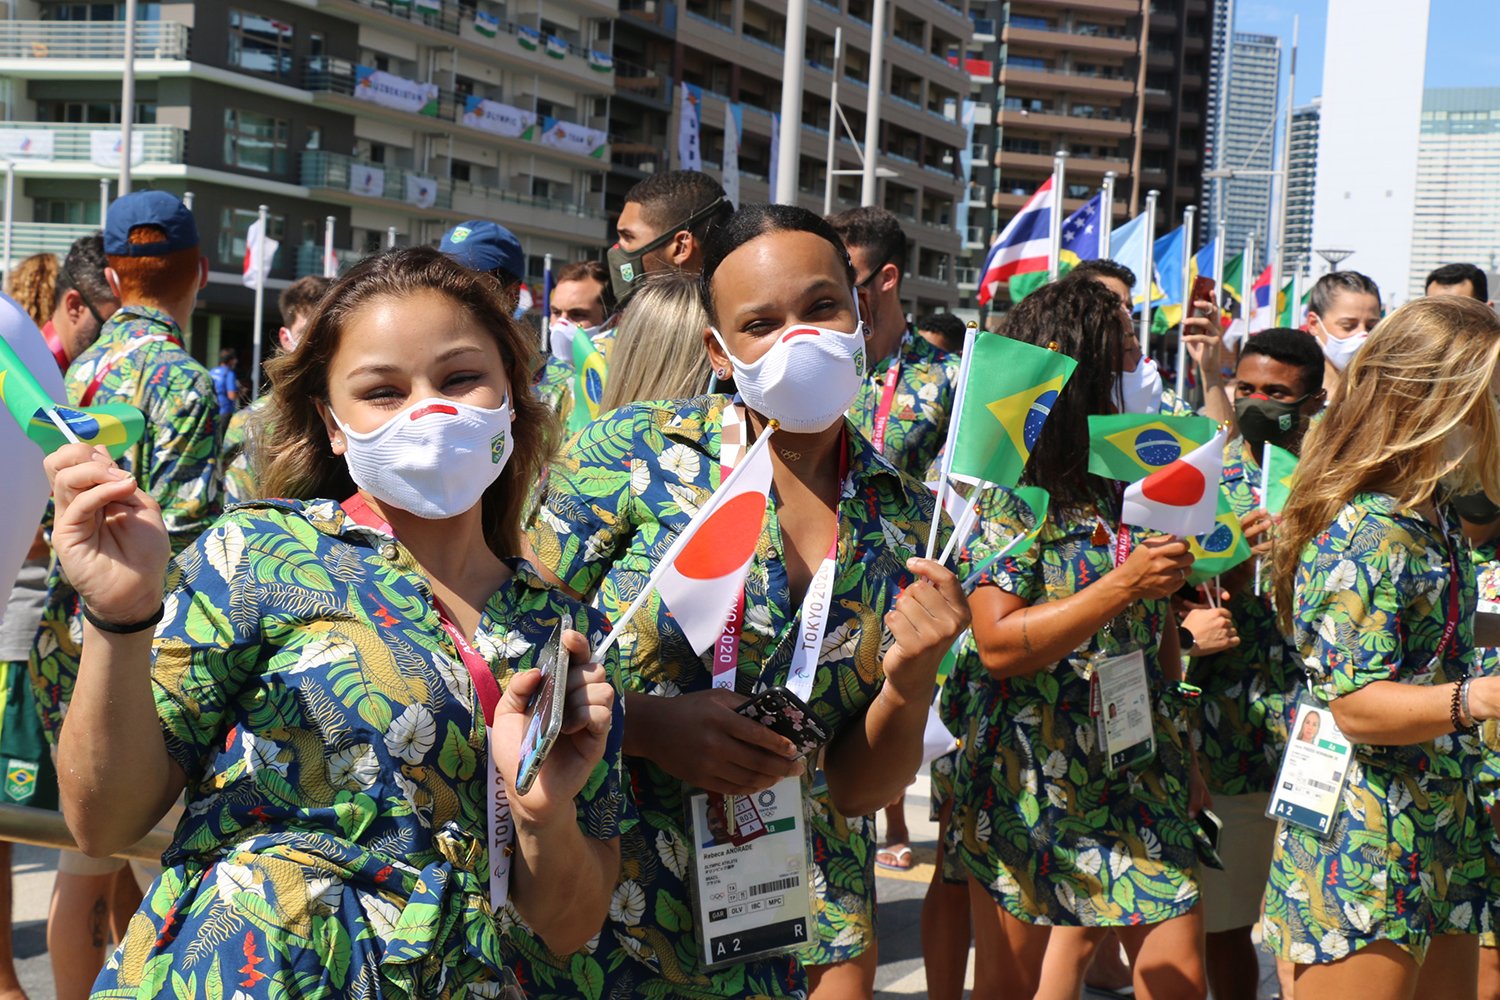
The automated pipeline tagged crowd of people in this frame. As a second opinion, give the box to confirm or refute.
[0,168,1499,1000]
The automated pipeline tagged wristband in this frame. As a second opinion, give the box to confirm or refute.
[1461,677,1477,729]
[81,602,164,635]
[1451,678,1477,734]
[1177,625,1196,655]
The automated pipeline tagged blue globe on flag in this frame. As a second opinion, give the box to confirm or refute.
[1199,521,1235,555]
[1023,389,1058,452]
[1134,428,1184,468]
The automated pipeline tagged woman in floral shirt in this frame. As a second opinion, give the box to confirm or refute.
[1267,295,1500,999]
[524,204,970,999]
[950,275,1208,999]
[42,248,627,998]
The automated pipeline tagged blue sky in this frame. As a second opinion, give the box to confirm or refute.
[1237,1,1500,105]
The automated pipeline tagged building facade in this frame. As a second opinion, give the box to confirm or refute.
[1283,97,1319,278]
[1202,30,1278,258]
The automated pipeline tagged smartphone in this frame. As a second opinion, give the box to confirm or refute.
[515,627,568,795]
[1190,276,1217,319]
[1194,807,1225,870]
[736,686,832,757]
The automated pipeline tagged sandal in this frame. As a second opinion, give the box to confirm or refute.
[875,843,914,871]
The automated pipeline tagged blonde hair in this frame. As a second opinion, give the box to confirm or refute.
[1273,296,1500,631]
[599,269,713,411]
[7,253,59,326]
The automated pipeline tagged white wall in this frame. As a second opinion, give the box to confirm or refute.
[1310,0,1430,306]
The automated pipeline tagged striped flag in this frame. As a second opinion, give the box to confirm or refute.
[976,177,1053,305]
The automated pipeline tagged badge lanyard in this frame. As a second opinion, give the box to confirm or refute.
[1090,503,1154,773]
[340,494,516,911]
[79,330,181,406]
[869,356,902,456]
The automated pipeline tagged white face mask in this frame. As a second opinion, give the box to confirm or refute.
[1318,323,1368,372]
[334,395,515,520]
[711,313,868,434]
[1115,355,1163,414]
[549,317,600,363]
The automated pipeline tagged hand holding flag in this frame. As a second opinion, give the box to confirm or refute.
[961,486,1050,591]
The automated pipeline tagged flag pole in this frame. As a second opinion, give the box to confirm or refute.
[1212,219,1226,318]
[118,0,138,196]
[1,161,13,290]
[542,252,554,352]
[1175,204,1196,398]
[323,215,337,279]
[1047,151,1067,282]
[1255,440,1271,596]
[250,204,268,401]
[776,0,807,205]
[99,178,110,223]
[387,226,398,249]
[1242,234,1256,331]
[1099,170,1116,258]
[822,26,843,216]
[1141,189,1159,355]
[1270,15,1298,320]
[926,323,978,559]
[860,0,887,205]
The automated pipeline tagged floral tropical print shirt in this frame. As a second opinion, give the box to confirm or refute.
[846,331,959,483]
[31,305,221,744]
[90,500,629,1000]
[950,488,1200,927]
[523,394,934,997]
[220,396,269,505]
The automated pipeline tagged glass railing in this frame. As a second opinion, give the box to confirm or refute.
[302,151,455,210]
[2,222,99,263]
[970,17,996,35]
[0,19,190,60]
[742,32,785,53]
[293,242,364,280]
[0,122,185,166]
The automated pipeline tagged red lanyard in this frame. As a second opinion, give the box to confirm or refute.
[41,321,68,373]
[1433,521,1463,669]
[79,330,182,406]
[870,356,902,455]
[340,494,502,724]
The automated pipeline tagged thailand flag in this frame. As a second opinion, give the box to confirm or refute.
[976,177,1054,305]
[649,431,774,653]
[1121,427,1227,537]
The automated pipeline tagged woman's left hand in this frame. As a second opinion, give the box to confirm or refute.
[492,629,614,827]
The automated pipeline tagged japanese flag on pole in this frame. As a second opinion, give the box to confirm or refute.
[1121,427,1226,537]
[647,431,774,653]
[242,219,279,290]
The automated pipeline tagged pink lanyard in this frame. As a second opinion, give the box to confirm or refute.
[870,356,902,455]
[340,495,501,722]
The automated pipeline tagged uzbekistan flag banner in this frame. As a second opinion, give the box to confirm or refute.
[976,177,1054,305]
[1087,413,1216,482]
[1121,427,1227,537]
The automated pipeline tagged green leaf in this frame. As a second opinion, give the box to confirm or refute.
[1019,792,1040,828]
[438,721,478,781]
[655,892,691,933]
[315,915,352,989]
[1391,812,1417,853]
[1035,670,1060,704]
[570,953,606,1000]
[139,954,172,998]
[206,956,223,1000]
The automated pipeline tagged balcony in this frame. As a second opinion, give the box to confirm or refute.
[994,148,1130,176]
[996,108,1132,139]
[619,0,680,33]
[0,19,189,66]
[1000,64,1135,97]
[971,17,997,40]
[1002,24,1137,57]
[1,222,98,268]
[303,151,455,211]
[0,122,185,174]
[613,59,671,106]
[293,243,364,280]
[1013,0,1138,13]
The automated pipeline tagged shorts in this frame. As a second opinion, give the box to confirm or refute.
[0,659,56,810]
[1197,792,1275,934]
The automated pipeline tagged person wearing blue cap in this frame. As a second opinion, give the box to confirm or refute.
[29,189,219,998]
[439,220,526,313]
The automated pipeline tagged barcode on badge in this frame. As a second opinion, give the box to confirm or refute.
[749,875,800,897]
[1306,779,1336,794]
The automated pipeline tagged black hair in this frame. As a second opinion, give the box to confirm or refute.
[1426,262,1488,302]
[218,348,237,364]
[915,312,965,342]
[1239,327,1325,397]
[624,170,730,235]
[1013,273,1130,511]
[825,205,910,278]
[699,204,856,324]
[1070,258,1137,290]
[1308,270,1380,318]
[55,232,113,306]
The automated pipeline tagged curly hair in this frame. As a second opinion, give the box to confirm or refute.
[7,253,59,327]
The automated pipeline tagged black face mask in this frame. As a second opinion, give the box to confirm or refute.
[607,196,732,308]
[1234,393,1309,454]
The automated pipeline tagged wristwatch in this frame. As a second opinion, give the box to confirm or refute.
[1178,625,1196,655]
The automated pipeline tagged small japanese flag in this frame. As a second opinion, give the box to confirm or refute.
[242,218,279,290]
[1121,428,1226,538]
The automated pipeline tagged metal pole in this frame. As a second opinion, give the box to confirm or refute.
[1047,151,1067,281]
[250,204,267,400]
[774,0,807,206]
[1,161,13,288]
[99,177,110,222]
[822,26,843,216]
[1175,204,1196,397]
[1242,234,1256,329]
[860,0,887,206]
[1212,219,1226,316]
[387,226,397,248]
[323,215,337,278]
[118,0,138,195]
[1141,189,1158,355]
[1100,170,1116,258]
[542,251,553,351]
[1271,16,1297,330]
[182,190,194,212]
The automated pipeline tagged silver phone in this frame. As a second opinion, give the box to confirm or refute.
[515,626,568,796]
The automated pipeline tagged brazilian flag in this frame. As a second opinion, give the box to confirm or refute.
[566,334,608,435]
[1187,488,1251,585]
[0,335,143,457]
[949,336,1078,489]
[1087,413,1216,483]
[1262,443,1298,515]
[961,486,1050,591]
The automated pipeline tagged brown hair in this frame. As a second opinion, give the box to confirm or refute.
[1273,296,1500,632]
[555,260,607,287]
[106,226,201,305]
[278,275,332,328]
[6,252,59,326]
[258,247,556,557]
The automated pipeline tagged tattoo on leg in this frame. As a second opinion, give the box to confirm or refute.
[1021,612,1033,655]
[91,898,106,948]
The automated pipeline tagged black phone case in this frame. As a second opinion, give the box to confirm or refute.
[737,688,832,757]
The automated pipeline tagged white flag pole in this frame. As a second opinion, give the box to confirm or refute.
[1,161,13,289]
[1175,204,1196,397]
[323,215,337,279]
[775,0,807,206]
[118,0,138,196]
[1243,234,1257,330]
[1255,440,1272,596]
[860,0,887,206]
[99,178,110,223]
[1099,170,1116,258]
[925,323,978,559]
[386,226,398,249]
[1047,151,1067,281]
[1141,189,1159,355]
[250,204,268,400]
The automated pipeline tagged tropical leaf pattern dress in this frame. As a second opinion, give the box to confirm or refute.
[31,305,221,745]
[1472,541,1500,949]
[90,500,630,999]
[524,395,935,997]
[950,488,1202,926]
[1262,494,1487,965]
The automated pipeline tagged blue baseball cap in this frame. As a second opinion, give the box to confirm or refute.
[440,220,524,280]
[103,190,199,257]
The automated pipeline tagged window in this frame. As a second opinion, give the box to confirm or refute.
[218,208,286,267]
[229,10,293,76]
[44,4,162,20]
[35,198,98,224]
[37,101,156,124]
[451,161,472,183]
[306,125,322,151]
[223,108,289,174]
[1007,55,1047,70]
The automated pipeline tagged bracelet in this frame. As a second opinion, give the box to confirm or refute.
[1461,677,1477,729]
[81,602,164,635]
[1451,678,1477,734]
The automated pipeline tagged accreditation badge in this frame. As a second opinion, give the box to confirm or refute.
[1090,647,1156,774]
[1266,694,1354,836]
[687,776,815,969]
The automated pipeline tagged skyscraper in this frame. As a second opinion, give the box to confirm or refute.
[1408,88,1500,298]
[1204,31,1279,259]
[1283,98,1321,278]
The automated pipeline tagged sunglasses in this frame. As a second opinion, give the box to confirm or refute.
[63,264,107,327]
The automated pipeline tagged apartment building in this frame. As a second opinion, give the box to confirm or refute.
[954,0,1214,310]
[1283,97,1318,277]
[0,0,615,357]
[1408,88,1500,299]
[608,0,972,315]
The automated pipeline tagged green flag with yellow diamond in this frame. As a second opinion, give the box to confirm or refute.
[1261,443,1298,515]
[1187,488,1251,585]
[961,486,1050,592]
[949,336,1077,488]
[1086,413,1216,482]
